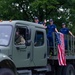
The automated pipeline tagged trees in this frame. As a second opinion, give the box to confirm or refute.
[0,0,75,33]
[0,0,34,20]
[30,0,75,33]
[30,0,59,21]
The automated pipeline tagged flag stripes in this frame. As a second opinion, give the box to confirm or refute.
[56,32,66,66]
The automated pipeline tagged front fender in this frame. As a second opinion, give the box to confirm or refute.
[0,53,17,75]
[0,53,11,61]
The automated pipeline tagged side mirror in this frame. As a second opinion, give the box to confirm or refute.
[25,27,31,46]
[25,40,31,46]
[25,27,31,40]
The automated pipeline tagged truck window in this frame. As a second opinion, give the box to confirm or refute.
[34,31,44,46]
[0,25,12,46]
[15,27,26,45]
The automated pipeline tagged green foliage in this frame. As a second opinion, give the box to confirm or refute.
[0,0,33,20]
[30,0,59,19]
[0,0,75,34]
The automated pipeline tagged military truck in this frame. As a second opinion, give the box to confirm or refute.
[0,20,75,75]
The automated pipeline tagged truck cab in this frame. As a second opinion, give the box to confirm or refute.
[0,20,47,75]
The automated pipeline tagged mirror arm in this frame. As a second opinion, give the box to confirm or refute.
[25,40,31,46]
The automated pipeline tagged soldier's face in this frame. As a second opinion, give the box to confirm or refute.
[62,25,66,28]
[50,21,53,25]
[35,19,39,23]
[16,32,19,35]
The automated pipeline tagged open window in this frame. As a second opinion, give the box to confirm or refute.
[15,26,31,46]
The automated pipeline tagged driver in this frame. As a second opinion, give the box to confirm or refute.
[15,30,25,45]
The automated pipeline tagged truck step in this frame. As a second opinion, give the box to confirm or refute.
[17,70,32,75]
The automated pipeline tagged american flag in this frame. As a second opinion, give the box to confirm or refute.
[56,32,66,66]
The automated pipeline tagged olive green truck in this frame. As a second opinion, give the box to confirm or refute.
[0,20,75,75]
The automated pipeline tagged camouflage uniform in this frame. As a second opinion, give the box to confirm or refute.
[15,35,25,44]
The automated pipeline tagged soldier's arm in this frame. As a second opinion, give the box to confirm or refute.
[69,31,75,37]
[55,28,58,32]
[19,36,25,44]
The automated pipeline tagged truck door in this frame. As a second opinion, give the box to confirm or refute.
[12,25,31,68]
[33,28,47,66]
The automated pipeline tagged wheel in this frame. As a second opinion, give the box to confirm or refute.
[45,72,52,75]
[63,64,75,75]
[0,68,14,75]
[56,66,63,75]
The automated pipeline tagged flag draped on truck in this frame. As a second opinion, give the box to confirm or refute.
[56,32,66,66]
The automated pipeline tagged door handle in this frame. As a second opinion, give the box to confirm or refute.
[16,46,26,51]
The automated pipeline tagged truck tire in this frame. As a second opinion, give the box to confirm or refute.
[56,66,63,75]
[0,68,14,75]
[63,64,75,75]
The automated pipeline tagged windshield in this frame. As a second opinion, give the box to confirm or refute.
[0,25,12,46]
